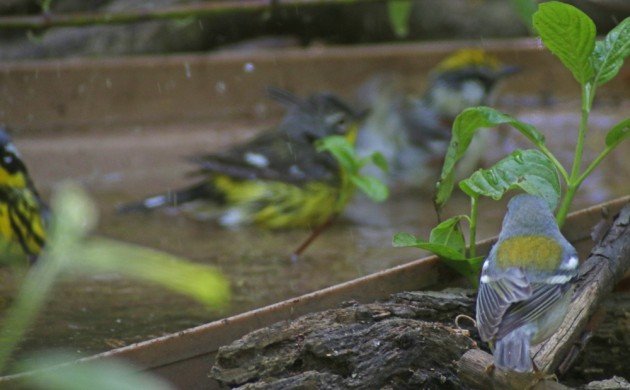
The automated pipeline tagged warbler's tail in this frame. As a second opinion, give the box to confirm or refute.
[494,328,533,373]
[117,183,218,213]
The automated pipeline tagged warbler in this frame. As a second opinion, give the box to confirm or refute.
[476,194,578,373]
[356,49,518,190]
[118,88,362,229]
[0,128,48,264]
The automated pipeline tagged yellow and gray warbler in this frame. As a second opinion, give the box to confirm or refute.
[118,88,363,229]
[0,129,48,264]
[357,49,518,190]
[476,194,577,372]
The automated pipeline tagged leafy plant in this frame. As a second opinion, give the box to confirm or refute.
[0,183,230,385]
[387,0,413,38]
[316,134,389,206]
[395,2,629,285]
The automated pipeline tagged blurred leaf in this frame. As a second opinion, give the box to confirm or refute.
[388,0,413,38]
[370,152,389,173]
[20,352,173,390]
[350,175,388,202]
[392,233,465,260]
[316,135,359,174]
[435,107,544,210]
[77,238,230,308]
[533,1,596,84]
[605,118,630,148]
[459,149,561,211]
[509,0,537,31]
[591,18,630,86]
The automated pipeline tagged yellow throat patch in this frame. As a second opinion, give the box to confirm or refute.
[496,235,562,271]
[435,49,501,72]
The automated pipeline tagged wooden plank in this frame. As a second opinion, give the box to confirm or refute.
[2,38,628,133]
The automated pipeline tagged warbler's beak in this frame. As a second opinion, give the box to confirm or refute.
[497,65,521,79]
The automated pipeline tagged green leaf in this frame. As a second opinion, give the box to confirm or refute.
[370,151,389,173]
[591,18,630,86]
[388,0,413,38]
[19,352,174,390]
[605,118,630,148]
[428,216,467,257]
[350,175,389,202]
[533,1,596,84]
[393,217,468,260]
[316,135,359,174]
[435,107,544,209]
[76,238,231,308]
[459,149,561,211]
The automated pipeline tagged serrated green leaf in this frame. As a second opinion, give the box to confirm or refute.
[19,352,173,390]
[388,0,413,38]
[533,1,596,84]
[459,149,560,211]
[76,238,230,308]
[350,175,389,202]
[370,151,389,173]
[428,216,466,257]
[435,107,544,209]
[605,118,630,148]
[316,135,359,174]
[591,18,630,86]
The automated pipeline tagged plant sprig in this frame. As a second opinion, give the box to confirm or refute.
[395,2,629,284]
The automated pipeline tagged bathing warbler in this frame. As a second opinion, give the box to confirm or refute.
[119,88,363,229]
[476,194,578,372]
[357,49,518,190]
[0,128,48,264]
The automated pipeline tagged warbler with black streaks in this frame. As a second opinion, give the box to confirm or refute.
[0,129,48,264]
[118,88,363,229]
[357,49,518,190]
[476,194,578,372]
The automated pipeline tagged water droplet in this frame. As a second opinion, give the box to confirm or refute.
[184,62,192,79]
[215,81,227,94]
[243,62,255,73]
[105,78,112,89]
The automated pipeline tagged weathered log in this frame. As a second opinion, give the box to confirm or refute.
[211,290,477,389]
[458,204,630,389]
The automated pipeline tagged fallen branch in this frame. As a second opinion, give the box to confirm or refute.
[0,0,387,30]
[458,204,630,388]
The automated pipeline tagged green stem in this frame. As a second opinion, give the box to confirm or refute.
[468,196,479,258]
[538,144,569,183]
[555,83,596,226]
[576,146,614,187]
[0,254,63,371]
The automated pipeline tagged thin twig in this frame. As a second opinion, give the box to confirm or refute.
[0,0,388,30]
[291,214,338,261]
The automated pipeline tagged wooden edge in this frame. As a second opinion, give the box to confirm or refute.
[1,196,628,384]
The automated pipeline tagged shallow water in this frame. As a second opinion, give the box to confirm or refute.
[1,99,628,367]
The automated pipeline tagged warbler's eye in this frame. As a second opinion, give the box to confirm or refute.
[1,152,23,174]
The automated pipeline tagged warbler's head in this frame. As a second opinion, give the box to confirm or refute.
[268,87,361,143]
[0,128,29,189]
[425,49,519,118]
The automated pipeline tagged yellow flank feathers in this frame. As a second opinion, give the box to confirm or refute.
[213,175,341,229]
[435,49,501,72]
[496,236,562,271]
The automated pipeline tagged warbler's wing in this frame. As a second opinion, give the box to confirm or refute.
[476,266,532,342]
[0,186,46,258]
[494,282,571,340]
[189,129,337,185]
